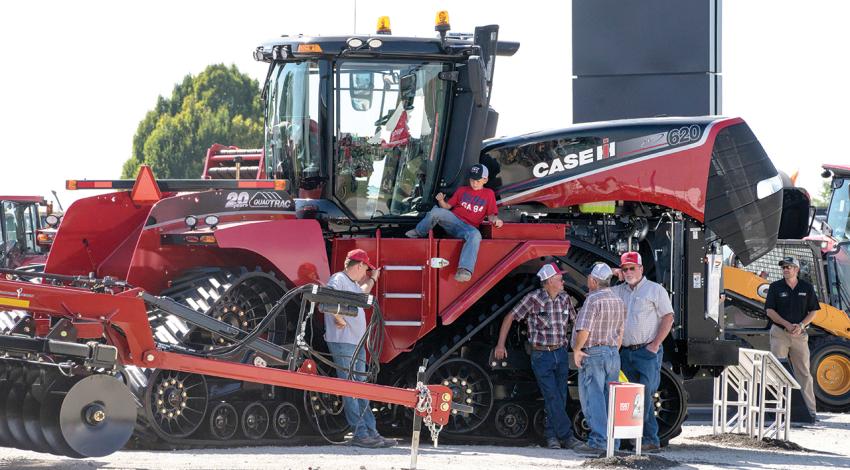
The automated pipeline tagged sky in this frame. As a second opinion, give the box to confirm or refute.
[1,0,848,208]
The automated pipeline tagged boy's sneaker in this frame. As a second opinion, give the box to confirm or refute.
[405,229,422,238]
[546,437,561,449]
[350,435,383,448]
[454,269,472,282]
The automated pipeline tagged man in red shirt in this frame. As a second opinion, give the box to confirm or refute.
[406,164,502,281]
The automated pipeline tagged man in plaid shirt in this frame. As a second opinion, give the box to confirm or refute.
[571,262,625,455]
[494,262,580,450]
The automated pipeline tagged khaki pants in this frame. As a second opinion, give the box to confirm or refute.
[769,325,816,414]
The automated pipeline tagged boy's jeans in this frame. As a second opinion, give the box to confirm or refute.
[414,207,482,273]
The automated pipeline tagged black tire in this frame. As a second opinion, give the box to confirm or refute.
[810,335,850,412]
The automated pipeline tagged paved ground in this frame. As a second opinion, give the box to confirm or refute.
[2,413,849,469]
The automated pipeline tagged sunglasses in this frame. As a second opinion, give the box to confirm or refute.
[782,265,797,270]
[622,266,640,272]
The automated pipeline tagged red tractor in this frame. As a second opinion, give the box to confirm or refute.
[0,15,789,457]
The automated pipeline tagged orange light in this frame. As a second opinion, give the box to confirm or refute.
[37,233,53,243]
[199,235,217,244]
[66,180,78,190]
[296,44,323,53]
[376,16,392,35]
[274,180,288,191]
[435,11,450,28]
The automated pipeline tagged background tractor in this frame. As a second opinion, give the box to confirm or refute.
[722,164,850,412]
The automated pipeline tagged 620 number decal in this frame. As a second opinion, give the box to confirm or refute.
[667,125,702,146]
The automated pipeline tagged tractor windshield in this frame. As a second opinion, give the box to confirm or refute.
[264,61,321,194]
[333,61,449,219]
[1,201,39,252]
[826,177,849,242]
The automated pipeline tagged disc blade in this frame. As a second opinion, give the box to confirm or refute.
[40,376,83,458]
[59,375,137,458]
[0,362,23,445]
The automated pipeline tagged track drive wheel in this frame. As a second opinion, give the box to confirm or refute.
[811,335,850,411]
[656,364,687,446]
[429,358,494,434]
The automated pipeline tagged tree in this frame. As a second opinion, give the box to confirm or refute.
[811,180,833,209]
[121,64,263,179]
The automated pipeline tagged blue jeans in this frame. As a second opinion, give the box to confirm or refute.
[578,346,621,449]
[413,207,482,273]
[619,345,663,446]
[530,346,574,441]
[326,341,378,439]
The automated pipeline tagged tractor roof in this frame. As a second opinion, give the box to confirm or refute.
[254,33,519,62]
[0,195,46,204]
[824,163,850,178]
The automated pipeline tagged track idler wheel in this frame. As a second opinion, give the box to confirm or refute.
[493,403,529,438]
[40,374,137,457]
[272,402,300,439]
[144,370,209,439]
[208,402,238,440]
[240,402,270,439]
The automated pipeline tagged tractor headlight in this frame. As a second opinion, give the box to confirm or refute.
[756,174,783,199]
[204,215,220,229]
[184,215,198,230]
[45,214,60,228]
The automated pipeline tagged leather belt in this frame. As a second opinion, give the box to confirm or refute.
[623,343,649,351]
[532,344,564,352]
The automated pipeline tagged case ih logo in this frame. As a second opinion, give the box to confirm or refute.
[532,139,616,178]
[225,191,292,209]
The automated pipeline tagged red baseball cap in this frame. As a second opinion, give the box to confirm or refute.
[346,248,376,270]
[620,251,642,267]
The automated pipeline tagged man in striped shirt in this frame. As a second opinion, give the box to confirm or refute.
[571,262,625,455]
[494,262,580,450]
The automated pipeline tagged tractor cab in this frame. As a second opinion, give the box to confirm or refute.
[254,15,518,226]
[0,195,50,268]
[820,164,850,311]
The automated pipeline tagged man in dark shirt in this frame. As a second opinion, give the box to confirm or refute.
[764,256,820,422]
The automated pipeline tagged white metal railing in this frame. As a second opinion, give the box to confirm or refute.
[712,348,800,440]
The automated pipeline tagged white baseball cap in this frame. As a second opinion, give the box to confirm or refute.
[589,263,613,281]
[537,262,565,281]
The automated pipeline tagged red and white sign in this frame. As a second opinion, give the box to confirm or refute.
[606,382,645,457]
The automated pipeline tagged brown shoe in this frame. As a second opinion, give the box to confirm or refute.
[641,443,661,453]
[454,269,472,282]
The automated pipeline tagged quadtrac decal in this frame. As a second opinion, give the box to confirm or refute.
[225,191,293,209]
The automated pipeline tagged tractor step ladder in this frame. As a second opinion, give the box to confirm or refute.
[373,230,434,335]
[712,348,800,441]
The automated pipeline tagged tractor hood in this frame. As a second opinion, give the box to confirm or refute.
[482,116,782,265]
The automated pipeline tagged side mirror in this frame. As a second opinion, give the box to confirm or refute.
[467,56,488,108]
[399,73,417,110]
[350,72,374,111]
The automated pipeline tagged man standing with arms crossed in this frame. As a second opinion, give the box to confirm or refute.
[764,256,819,423]
[571,263,626,455]
[494,263,580,450]
[612,252,674,452]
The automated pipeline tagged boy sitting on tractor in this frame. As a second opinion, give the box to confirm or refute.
[406,163,503,282]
